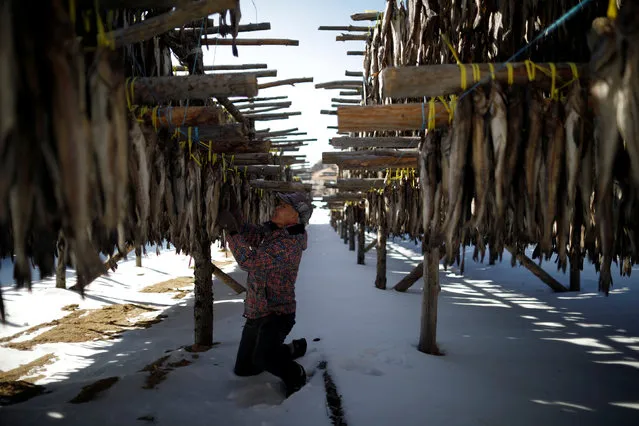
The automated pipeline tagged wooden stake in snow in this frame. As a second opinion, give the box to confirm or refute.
[375,196,387,290]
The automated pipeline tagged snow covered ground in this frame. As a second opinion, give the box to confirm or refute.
[1,209,638,425]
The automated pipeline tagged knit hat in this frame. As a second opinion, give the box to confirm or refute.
[276,192,314,225]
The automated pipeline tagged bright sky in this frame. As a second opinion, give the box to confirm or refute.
[199,0,381,168]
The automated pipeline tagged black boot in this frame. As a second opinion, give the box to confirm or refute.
[284,363,307,397]
[288,338,307,359]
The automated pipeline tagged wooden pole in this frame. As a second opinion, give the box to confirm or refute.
[348,206,355,252]
[318,25,371,31]
[207,140,271,154]
[321,110,338,116]
[193,232,214,348]
[211,264,246,294]
[330,136,421,149]
[202,38,300,46]
[381,62,588,99]
[393,262,424,292]
[56,231,67,289]
[137,106,223,128]
[132,74,258,104]
[256,127,298,137]
[337,104,449,133]
[172,124,246,141]
[258,78,314,90]
[347,51,365,56]
[249,179,312,192]
[182,22,271,35]
[322,150,419,170]
[339,91,362,96]
[375,196,387,290]
[357,206,366,265]
[244,112,301,121]
[234,96,288,103]
[316,80,362,89]
[135,246,142,267]
[323,192,366,203]
[364,240,376,253]
[214,97,251,129]
[337,34,369,41]
[108,0,236,47]
[243,165,282,177]
[332,98,361,104]
[345,71,364,77]
[506,247,568,292]
[418,249,441,355]
[569,197,583,292]
[173,64,269,72]
[325,178,385,191]
[351,12,383,21]
[236,101,292,110]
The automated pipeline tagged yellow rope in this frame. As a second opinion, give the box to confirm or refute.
[488,63,496,80]
[550,63,559,100]
[427,98,437,131]
[438,96,453,124]
[471,63,481,83]
[69,0,76,26]
[524,60,536,81]
[442,35,467,90]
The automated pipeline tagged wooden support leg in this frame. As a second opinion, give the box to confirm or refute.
[393,261,424,292]
[56,231,67,289]
[418,249,441,355]
[193,234,214,348]
[212,264,246,294]
[135,246,142,267]
[507,246,568,292]
[348,206,355,252]
[364,240,376,253]
[357,223,366,265]
[375,201,387,290]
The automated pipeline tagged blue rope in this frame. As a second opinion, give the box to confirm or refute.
[456,0,595,104]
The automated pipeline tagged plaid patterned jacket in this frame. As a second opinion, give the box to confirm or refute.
[227,222,307,319]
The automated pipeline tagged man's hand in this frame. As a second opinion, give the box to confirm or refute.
[217,210,240,234]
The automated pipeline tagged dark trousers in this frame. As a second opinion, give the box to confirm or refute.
[234,313,301,385]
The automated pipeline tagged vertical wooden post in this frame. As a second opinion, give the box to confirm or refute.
[418,248,440,354]
[135,246,142,267]
[342,212,348,244]
[193,231,214,347]
[357,204,366,265]
[375,194,387,290]
[569,195,582,292]
[56,231,67,289]
[348,205,355,251]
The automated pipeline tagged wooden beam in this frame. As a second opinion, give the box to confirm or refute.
[381,62,588,99]
[256,127,298,137]
[249,179,312,192]
[245,112,302,121]
[207,69,277,78]
[212,264,246,294]
[347,51,365,56]
[173,63,268,72]
[270,142,306,149]
[316,80,362,89]
[322,150,419,170]
[330,136,421,149]
[182,22,271,35]
[270,138,316,143]
[272,147,300,152]
[215,96,250,129]
[337,103,448,133]
[208,139,271,154]
[325,178,385,191]
[233,96,288,103]
[230,153,271,165]
[137,105,224,128]
[345,71,364,77]
[337,34,369,41]
[236,101,292,110]
[173,124,245,141]
[243,165,282,176]
[507,247,569,292]
[332,98,361,104]
[340,90,361,96]
[108,0,235,47]
[202,38,299,46]
[351,12,383,21]
[132,74,258,104]
[318,25,371,31]
[394,262,424,292]
[258,77,314,90]
[321,110,338,116]
[323,192,366,202]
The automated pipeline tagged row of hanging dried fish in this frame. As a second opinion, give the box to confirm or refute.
[365,178,423,239]
[0,1,264,320]
[362,0,609,103]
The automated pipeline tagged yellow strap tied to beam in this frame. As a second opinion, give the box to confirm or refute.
[505,63,514,86]
[488,63,496,80]
[442,34,467,90]
[427,98,437,131]
[95,0,115,49]
[438,96,453,124]
[471,63,481,83]
[524,60,536,81]
[549,63,559,100]
[608,0,618,19]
